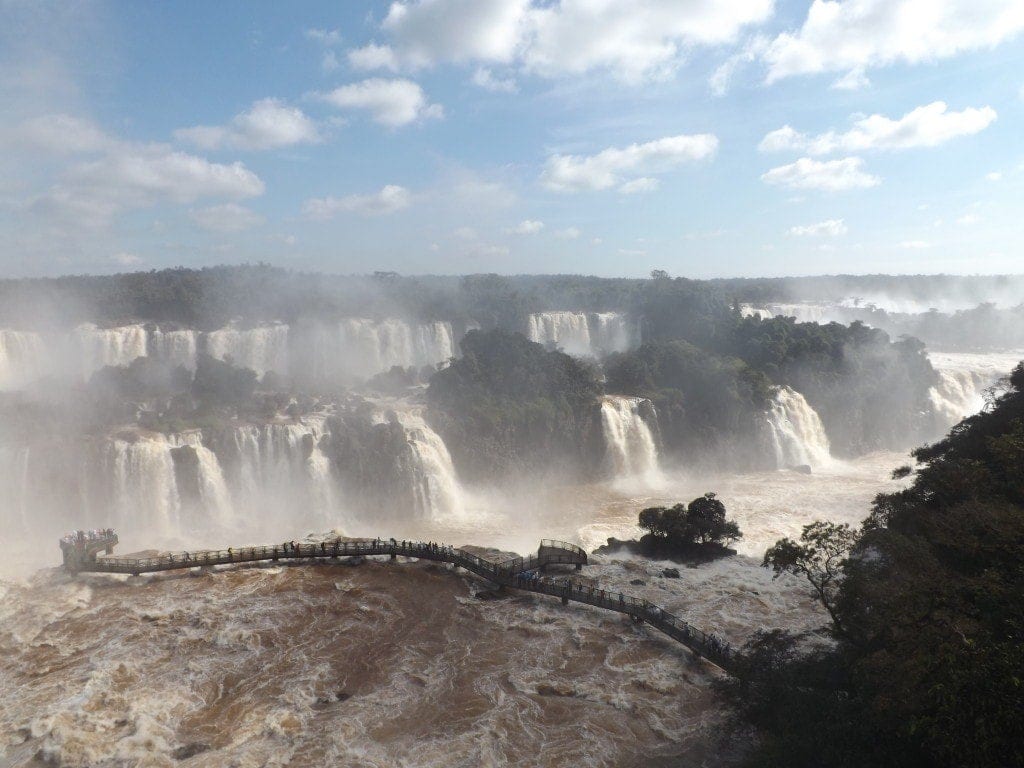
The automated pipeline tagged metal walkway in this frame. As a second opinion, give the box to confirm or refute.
[60,532,734,672]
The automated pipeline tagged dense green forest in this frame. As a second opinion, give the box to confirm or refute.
[725,363,1024,768]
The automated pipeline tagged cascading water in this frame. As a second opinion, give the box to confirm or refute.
[0,330,48,390]
[204,325,290,377]
[296,318,455,383]
[389,410,462,518]
[599,396,661,483]
[528,312,636,357]
[72,323,149,379]
[926,351,1023,425]
[104,436,182,536]
[152,328,199,370]
[764,387,832,469]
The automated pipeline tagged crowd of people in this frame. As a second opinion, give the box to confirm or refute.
[59,528,116,550]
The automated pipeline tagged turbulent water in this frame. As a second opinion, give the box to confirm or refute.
[384,408,463,519]
[927,350,1024,424]
[0,319,458,389]
[527,312,636,357]
[763,387,832,470]
[599,396,661,484]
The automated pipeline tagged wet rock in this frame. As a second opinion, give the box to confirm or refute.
[173,743,210,760]
[335,691,350,702]
[629,579,646,586]
[791,464,813,474]
[662,568,680,578]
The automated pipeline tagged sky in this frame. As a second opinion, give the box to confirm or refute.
[1,0,1022,279]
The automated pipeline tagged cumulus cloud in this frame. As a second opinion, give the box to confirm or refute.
[761,157,880,191]
[506,219,544,234]
[348,44,401,72]
[302,185,411,219]
[788,218,848,237]
[190,203,263,233]
[956,213,980,226]
[472,67,518,92]
[830,67,871,91]
[761,0,1024,84]
[17,114,113,154]
[352,0,773,84]
[110,252,143,266]
[317,78,442,127]
[175,98,321,151]
[619,177,660,194]
[541,134,717,192]
[555,226,581,239]
[305,28,342,46]
[759,102,997,155]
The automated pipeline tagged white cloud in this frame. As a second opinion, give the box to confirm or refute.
[956,213,980,226]
[321,51,340,72]
[830,67,870,91]
[761,0,1024,84]
[759,102,997,155]
[318,78,442,127]
[175,99,321,151]
[761,157,880,191]
[38,144,265,225]
[591,237,602,245]
[356,0,773,84]
[986,171,1002,181]
[542,134,717,192]
[191,203,263,233]
[788,218,848,237]
[111,252,142,266]
[555,226,581,239]
[303,185,411,219]
[472,67,518,92]
[619,177,660,194]
[900,240,931,249]
[348,44,401,72]
[17,114,113,154]
[506,219,544,234]
[305,28,342,46]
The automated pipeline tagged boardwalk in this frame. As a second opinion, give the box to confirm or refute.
[61,531,735,672]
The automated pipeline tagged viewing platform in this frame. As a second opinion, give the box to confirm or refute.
[60,529,735,672]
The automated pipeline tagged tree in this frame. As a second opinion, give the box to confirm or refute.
[763,520,858,635]
[637,493,742,552]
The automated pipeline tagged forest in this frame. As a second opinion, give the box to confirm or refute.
[726,363,1024,768]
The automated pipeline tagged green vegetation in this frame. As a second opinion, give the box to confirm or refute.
[638,493,742,557]
[426,329,604,482]
[723,363,1024,768]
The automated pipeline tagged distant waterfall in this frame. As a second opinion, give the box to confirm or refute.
[390,410,462,518]
[73,324,149,379]
[600,396,661,482]
[204,325,290,376]
[527,312,636,356]
[765,387,832,469]
[152,328,199,370]
[105,436,183,536]
[926,351,1022,425]
[295,318,455,383]
[0,330,48,390]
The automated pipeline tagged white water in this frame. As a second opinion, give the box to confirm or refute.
[152,328,199,369]
[527,311,636,357]
[0,330,48,390]
[927,350,1023,424]
[204,325,290,377]
[764,387,832,470]
[72,323,149,379]
[740,303,839,324]
[600,396,661,484]
[296,318,455,383]
[388,409,463,519]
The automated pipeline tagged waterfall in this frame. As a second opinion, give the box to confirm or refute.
[0,330,48,390]
[152,328,199,370]
[73,324,149,379]
[926,351,1022,425]
[296,318,455,383]
[527,312,636,357]
[169,432,234,526]
[0,445,32,533]
[204,325,290,376]
[600,396,661,482]
[765,387,832,469]
[389,410,462,518]
[105,436,182,536]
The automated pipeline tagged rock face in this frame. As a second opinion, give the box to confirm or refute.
[662,568,681,579]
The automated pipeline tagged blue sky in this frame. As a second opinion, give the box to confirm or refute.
[1,0,1022,278]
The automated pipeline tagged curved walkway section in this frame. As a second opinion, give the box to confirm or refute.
[61,533,734,672]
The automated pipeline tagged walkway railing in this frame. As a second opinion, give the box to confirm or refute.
[60,532,734,672]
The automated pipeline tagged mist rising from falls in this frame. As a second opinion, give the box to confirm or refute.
[765,387,832,469]
[204,325,290,377]
[0,331,47,390]
[600,396,661,484]
[528,312,636,357]
[927,351,1023,425]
